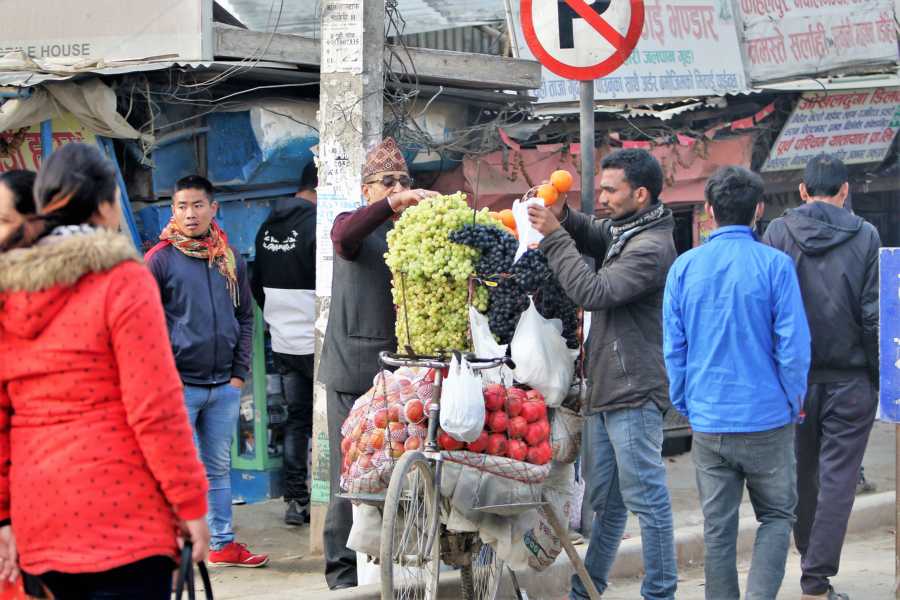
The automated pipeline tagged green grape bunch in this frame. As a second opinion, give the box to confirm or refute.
[386,192,493,354]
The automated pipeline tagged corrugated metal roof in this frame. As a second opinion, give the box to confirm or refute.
[218,0,505,38]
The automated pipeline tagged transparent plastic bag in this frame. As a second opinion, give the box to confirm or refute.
[440,353,485,443]
[512,197,545,261]
[468,305,512,386]
[510,298,577,407]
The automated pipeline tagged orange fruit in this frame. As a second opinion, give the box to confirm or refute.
[499,209,516,229]
[550,169,573,193]
[537,183,559,206]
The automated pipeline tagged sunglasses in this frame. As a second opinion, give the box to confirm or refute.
[366,174,412,188]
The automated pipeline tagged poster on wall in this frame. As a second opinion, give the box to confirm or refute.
[738,0,898,83]
[763,87,900,172]
[510,0,749,103]
[878,248,900,423]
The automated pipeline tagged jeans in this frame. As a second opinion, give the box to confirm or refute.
[184,383,242,550]
[692,424,797,600]
[33,556,174,600]
[275,353,314,505]
[795,377,876,595]
[571,402,677,600]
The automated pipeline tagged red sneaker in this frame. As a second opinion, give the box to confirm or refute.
[208,542,269,568]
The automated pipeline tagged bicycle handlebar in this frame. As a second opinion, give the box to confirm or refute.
[378,351,515,372]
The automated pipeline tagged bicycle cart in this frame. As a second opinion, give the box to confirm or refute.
[363,351,602,600]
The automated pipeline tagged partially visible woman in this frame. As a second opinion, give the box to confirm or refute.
[0,143,210,600]
[0,170,36,247]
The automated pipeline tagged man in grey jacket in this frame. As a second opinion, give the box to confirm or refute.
[764,153,880,600]
[529,149,678,600]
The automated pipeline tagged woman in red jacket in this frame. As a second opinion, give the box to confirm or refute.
[0,143,210,599]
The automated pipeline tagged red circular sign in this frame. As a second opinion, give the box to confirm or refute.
[521,0,645,81]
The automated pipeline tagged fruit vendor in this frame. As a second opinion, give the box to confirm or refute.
[527,149,678,600]
[318,137,437,591]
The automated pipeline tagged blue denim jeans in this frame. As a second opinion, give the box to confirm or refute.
[571,403,677,600]
[692,424,797,600]
[184,383,242,550]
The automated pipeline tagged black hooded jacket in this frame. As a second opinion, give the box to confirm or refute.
[763,201,880,383]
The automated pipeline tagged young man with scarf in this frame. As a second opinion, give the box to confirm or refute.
[318,138,437,590]
[528,149,678,600]
[146,175,268,568]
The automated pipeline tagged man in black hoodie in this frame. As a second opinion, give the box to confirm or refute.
[252,163,317,526]
[763,153,880,600]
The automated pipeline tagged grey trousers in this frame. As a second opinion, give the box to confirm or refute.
[794,375,877,595]
[324,388,359,589]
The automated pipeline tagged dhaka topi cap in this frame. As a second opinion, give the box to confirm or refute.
[362,137,408,181]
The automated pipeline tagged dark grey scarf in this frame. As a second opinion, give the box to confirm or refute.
[605,203,666,261]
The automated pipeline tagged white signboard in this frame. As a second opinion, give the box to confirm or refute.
[511,0,749,103]
[0,0,211,64]
[321,0,364,74]
[763,87,900,172]
[739,0,898,83]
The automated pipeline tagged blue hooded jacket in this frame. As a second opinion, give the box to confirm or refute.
[663,226,811,433]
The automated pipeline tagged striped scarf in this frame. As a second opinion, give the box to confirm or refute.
[159,218,239,306]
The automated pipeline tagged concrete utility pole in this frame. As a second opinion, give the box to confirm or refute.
[310,0,385,553]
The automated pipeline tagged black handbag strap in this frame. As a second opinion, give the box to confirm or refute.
[175,543,214,600]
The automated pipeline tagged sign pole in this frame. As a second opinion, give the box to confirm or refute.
[579,80,595,215]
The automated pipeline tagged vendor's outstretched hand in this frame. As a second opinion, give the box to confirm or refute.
[388,189,439,214]
[528,204,561,236]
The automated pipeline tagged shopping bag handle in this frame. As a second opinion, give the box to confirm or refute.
[175,543,214,600]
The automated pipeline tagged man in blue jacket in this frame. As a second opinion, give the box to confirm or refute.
[147,175,268,568]
[663,166,810,600]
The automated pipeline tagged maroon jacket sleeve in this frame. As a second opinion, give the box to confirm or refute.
[331,199,394,260]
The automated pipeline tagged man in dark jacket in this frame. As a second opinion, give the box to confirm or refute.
[317,138,437,590]
[528,149,678,600]
[146,175,268,568]
[252,162,318,526]
[764,153,880,600]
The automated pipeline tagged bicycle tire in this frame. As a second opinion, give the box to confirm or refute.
[380,451,441,600]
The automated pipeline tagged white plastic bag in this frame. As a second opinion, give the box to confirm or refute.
[510,298,578,407]
[440,354,485,443]
[468,306,512,387]
[512,197,545,261]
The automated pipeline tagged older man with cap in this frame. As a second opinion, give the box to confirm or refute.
[318,137,438,590]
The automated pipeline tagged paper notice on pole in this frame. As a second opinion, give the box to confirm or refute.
[316,185,363,296]
[321,0,364,74]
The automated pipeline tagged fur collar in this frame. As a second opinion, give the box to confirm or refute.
[0,230,140,293]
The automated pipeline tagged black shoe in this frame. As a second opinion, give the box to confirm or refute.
[285,500,310,526]
[329,583,356,591]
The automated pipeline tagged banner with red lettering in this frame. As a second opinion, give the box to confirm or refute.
[762,87,900,172]
[510,0,748,103]
[739,0,898,83]
[0,112,97,172]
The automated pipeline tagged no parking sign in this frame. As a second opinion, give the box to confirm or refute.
[520,0,644,81]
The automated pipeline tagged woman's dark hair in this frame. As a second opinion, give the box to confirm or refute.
[0,170,37,215]
[0,143,117,250]
[704,166,764,226]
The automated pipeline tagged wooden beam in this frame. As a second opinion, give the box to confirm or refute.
[213,24,542,91]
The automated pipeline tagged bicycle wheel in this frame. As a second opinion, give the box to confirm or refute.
[460,540,504,600]
[380,451,441,600]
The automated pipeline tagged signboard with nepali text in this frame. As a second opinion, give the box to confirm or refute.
[0,113,97,172]
[511,0,748,103]
[738,0,898,83]
[762,88,900,172]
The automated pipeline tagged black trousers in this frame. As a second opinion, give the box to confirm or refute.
[324,387,359,589]
[275,353,314,505]
[794,375,877,595]
[30,556,175,600]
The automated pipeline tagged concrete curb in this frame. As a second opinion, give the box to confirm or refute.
[321,491,895,600]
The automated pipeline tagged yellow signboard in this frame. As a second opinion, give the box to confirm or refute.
[0,113,98,172]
